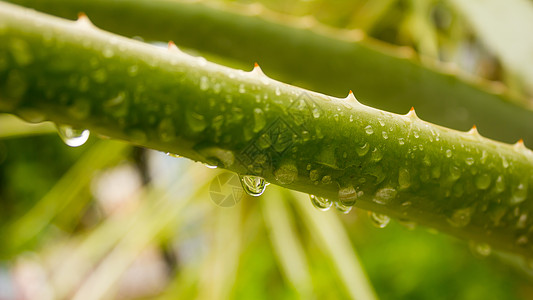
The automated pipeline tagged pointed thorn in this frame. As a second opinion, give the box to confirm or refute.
[344,90,359,105]
[406,107,418,119]
[251,62,266,77]
[468,125,479,135]
[515,139,526,149]
[76,12,94,27]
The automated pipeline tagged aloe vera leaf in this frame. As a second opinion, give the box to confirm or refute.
[1,2,533,259]
[5,0,533,146]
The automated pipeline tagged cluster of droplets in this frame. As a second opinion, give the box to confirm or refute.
[56,124,90,147]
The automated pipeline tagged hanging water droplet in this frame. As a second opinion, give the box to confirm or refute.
[334,201,352,214]
[165,152,181,158]
[413,131,420,139]
[338,185,357,206]
[382,131,388,139]
[239,175,268,196]
[469,241,491,258]
[369,212,390,228]
[204,164,218,169]
[365,125,374,135]
[309,194,332,211]
[56,124,90,147]
[465,157,475,166]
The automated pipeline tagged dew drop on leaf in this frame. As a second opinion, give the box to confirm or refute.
[239,175,268,196]
[334,201,352,214]
[309,194,332,211]
[56,124,90,147]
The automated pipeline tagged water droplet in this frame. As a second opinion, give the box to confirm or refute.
[204,164,218,169]
[516,213,528,229]
[369,212,390,228]
[469,241,491,258]
[378,119,385,127]
[92,69,108,83]
[321,175,332,184]
[275,87,281,96]
[253,108,266,132]
[186,111,207,132]
[56,124,90,147]
[240,175,268,196]
[9,38,33,66]
[356,143,369,156]
[338,185,357,206]
[502,156,509,168]
[510,181,528,205]
[398,168,411,189]
[274,163,298,184]
[370,147,383,162]
[238,84,246,93]
[446,149,452,158]
[365,125,374,135]
[447,208,471,227]
[494,175,505,193]
[165,153,181,158]
[382,131,388,139]
[398,138,405,145]
[475,173,491,190]
[449,165,461,181]
[155,118,175,142]
[334,201,352,214]
[103,48,114,58]
[312,107,321,118]
[465,157,475,166]
[373,188,397,205]
[413,131,420,138]
[127,65,139,76]
[309,194,332,211]
[199,76,209,91]
[309,169,319,181]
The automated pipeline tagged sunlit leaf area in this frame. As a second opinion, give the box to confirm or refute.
[1,0,533,299]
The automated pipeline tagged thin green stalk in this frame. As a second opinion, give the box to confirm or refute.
[1,2,533,259]
[5,0,533,146]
